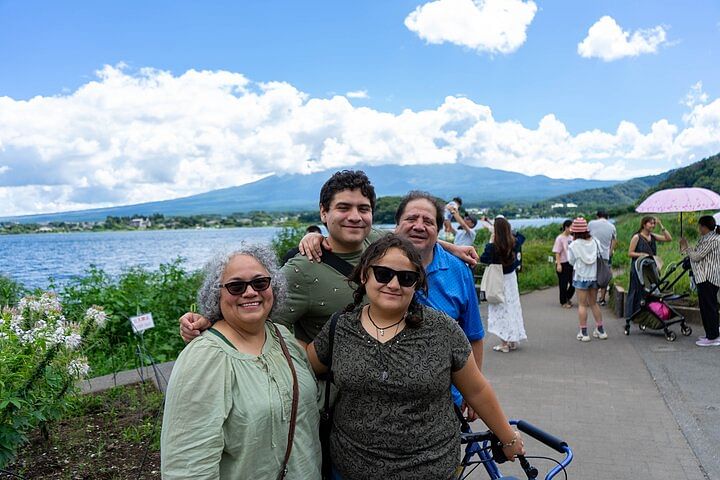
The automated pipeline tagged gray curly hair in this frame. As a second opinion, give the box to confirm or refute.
[197,243,288,324]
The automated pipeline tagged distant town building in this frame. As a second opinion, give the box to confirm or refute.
[130,218,152,229]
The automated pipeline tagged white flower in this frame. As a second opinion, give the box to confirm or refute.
[64,331,82,350]
[85,306,107,329]
[67,358,91,378]
[46,325,67,346]
[0,332,8,341]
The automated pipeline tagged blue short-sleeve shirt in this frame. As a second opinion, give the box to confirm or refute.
[415,243,485,342]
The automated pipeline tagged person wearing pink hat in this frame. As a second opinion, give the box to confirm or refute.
[566,217,606,342]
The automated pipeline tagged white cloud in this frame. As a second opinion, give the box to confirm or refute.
[404,0,537,55]
[346,90,369,99]
[578,16,668,61]
[681,81,709,109]
[1,65,719,216]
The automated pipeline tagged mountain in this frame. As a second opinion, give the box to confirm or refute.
[2,164,619,223]
[639,152,720,201]
[542,172,670,207]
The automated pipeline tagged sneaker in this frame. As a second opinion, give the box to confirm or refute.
[576,331,591,342]
[598,300,607,307]
[593,328,608,340]
[695,337,720,347]
[698,336,707,341]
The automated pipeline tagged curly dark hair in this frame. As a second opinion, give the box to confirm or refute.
[344,234,427,327]
[319,170,376,213]
[394,191,444,229]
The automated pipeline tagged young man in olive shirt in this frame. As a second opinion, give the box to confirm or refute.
[180,170,381,345]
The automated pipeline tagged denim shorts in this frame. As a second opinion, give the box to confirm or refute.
[573,279,598,290]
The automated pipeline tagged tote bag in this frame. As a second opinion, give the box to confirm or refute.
[594,240,612,289]
[480,264,505,304]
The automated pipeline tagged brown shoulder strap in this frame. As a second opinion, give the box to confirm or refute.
[273,323,299,480]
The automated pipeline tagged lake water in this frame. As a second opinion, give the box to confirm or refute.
[0,217,565,289]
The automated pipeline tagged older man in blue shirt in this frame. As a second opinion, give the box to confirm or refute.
[394,191,485,419]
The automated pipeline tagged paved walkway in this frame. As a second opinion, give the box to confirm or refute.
[79,288,719,479]
[470,288,717,480]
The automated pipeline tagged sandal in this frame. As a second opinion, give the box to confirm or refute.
[492,344,510,353]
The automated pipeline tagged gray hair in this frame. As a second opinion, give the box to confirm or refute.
[197,243,288,323]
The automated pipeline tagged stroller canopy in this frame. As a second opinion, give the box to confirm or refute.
[635,256,661,295]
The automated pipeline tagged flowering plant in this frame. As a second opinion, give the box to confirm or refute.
[0,292,107,467]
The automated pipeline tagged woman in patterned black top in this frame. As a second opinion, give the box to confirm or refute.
[625,216,672,320]
[307,234,524,480]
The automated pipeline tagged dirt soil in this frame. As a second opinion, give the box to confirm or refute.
[3,383,161,480]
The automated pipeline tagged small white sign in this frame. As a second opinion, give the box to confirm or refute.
[130,313,155,333]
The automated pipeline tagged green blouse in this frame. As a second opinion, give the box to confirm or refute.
[161,322,321,479]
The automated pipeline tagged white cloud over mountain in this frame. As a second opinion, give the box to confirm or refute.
[1,66,719,216]
[578,16,668,61]
[404,0,537,55]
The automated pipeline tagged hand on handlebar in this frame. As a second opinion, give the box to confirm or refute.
[501,431,526,461]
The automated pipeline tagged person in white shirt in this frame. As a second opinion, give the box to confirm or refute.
[567,217,606,342]
[588,211,617,307]
[448,205,478,247]
[442,197,462,241]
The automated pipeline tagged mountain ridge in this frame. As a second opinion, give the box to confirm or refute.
[2,163,620,223]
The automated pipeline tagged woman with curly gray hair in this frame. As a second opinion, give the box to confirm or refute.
[161,244,321,479]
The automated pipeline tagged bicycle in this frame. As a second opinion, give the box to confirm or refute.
[455,412,574,480]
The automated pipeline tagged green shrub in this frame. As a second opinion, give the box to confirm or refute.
[59,259,203,376]
[271,223,315,262]
[0,276,25,308]
[0,294,107,467]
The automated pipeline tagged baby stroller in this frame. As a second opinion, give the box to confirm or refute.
[624,256,692,341]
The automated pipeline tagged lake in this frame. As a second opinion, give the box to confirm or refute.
[0,217,566,289]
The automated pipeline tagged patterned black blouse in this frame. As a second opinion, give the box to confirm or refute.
[315,303,472,480]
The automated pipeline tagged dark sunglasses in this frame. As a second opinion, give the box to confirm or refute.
[218,277,272,295]
[370,265,420,288]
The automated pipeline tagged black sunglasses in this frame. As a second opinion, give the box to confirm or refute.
[218,277,272,295]
[370,265,420,288]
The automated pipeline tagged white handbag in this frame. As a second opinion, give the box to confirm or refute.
[480,264,505,304]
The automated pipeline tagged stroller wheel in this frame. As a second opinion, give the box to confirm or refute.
[681,325,692,336]
[665,331,677,342]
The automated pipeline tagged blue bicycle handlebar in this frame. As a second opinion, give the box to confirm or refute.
[513,420,568,453]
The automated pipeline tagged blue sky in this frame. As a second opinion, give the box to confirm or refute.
[1,0,719,215]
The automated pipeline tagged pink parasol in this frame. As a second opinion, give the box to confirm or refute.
[636,187,720,236]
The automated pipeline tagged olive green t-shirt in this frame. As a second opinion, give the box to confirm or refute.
[274,228,385,343]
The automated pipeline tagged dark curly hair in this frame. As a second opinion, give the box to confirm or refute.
[394,191,444,230]
[344,234,427,327]
[319,170,376,213]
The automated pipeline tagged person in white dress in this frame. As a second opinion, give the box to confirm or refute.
[479,217,527,353]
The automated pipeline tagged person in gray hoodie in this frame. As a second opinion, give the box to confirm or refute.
[567,217,606,342]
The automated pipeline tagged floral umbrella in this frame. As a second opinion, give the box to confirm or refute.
[635,187,720,237]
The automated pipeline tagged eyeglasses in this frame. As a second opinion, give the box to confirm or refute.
[218,277,272,295]
[370,266,420,288]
